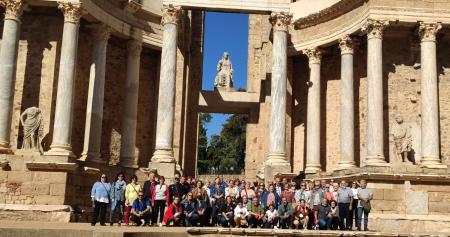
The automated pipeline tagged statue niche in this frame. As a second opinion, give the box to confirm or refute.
[214,52,234,90]
[390,113,414,164]
[20,107,44,154]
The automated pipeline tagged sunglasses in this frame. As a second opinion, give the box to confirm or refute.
[101,176,106,178]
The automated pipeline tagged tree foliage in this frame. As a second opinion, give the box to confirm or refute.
[197,113,247,175]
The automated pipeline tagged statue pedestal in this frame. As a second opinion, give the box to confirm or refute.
[147,161,176,181]
[215,86,235,92]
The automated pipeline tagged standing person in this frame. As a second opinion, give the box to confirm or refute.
[356,180,373,231]
[142,171,157,205]
[109,172,126,226]
[152,176,169,227]
[337,180,353,230]
[225,180,239,200]
[274,177,283,197]
[281,183,294,204]
[210,179,225,226]
[130,192,151,226]
[163,196,184,227]
[311,181,325,229]
[91,173,112,226]
[294,182,307,205]
[169,175,185,204]
[240,182,256,202]
[261,184,280,209]
[247,196,265,228]
[180,176,191,196]
[124,175,141,226]
[350,181,359,230]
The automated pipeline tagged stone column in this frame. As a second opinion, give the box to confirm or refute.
[337,35,357,170]
[119,40,142,168]
[263,12,292,180]
[361,19,389,166]
[304,48,322,174]
[45,3,83,157]
[0,0,23,154]
[150,5,182,165]
[419,23,446,168]
[81,24,110,163]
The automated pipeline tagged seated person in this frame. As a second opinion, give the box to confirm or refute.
[197,197,211,227]
[278,197,294,229]
[317,198,332,230]
[293,199,309,230]
[163,196,184,226]
[329,200,340,230]
[263,204,279,229]
[247,196,265,228]
[182,192,199,227]
[234,200,249,228]
[130,192,151,226]
[217,196,235,227]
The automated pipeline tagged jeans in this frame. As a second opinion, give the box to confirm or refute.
[109,200,125,223]
[350,199,358,228]
[247,215,263,228]
[356,207,369,230]
[130,212,150,226]
[217,213,234,227]
[318,216,331,230]
[152,200,166,224]
[92,201,108,225]
[185,212,199,227]
[338,202,351,230]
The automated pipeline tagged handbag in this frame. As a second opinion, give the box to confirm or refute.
[360,200,371,213]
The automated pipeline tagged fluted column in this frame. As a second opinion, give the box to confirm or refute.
[304,48,322,174]
[45,2,83,157]
[81,24,110,163]
[266,12,292,170]
[361,19,389,166]
[119,40,142,168]
[337,35,357,170]
[0,0,23,154]
[419,23,446,168]
[151,5,182,163]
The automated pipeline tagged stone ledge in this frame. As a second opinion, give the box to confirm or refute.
[0,204,72,212]
[26,162,78,172]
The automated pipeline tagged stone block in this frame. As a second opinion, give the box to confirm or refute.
[0,171,8,181]
[384,189,404,200]
[372,200,401,212]
[20,183,35,195]
[34,184,50,195]
[429,201,449,213]
[372,188,384,200]
[33,172,67,183]
[7,172,32,183]
[405,190,428,215]
[147,162,176,181]
[428,192,443,202]
[35,195,65,205]
[50,183,66,196]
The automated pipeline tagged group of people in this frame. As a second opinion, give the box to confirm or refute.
[90,172,373,231]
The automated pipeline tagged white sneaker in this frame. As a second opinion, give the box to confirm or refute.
[158,222,163,227]
[274,226,278,230]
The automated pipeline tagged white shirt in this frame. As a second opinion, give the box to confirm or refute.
[155,184,167,200]
[265,209,279,221]
[352,188,358,200]
[225,186,239,198]
[234,205,249,217]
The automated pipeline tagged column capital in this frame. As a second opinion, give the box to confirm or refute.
[161,4,182,26]
[361,19,389,39]
[91,24,111,43]
[270,11,292,32]
[127,40,142,57]
[338,35,356,55]
[303,48,322,65]
[418,22,442,42]
[0,0,24,21]
[58,2,84,24]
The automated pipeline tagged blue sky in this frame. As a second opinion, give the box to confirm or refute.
[202,12,249,140]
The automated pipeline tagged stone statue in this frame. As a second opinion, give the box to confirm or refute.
[20,107,44,153]
[391,113,413,163]
[214,52,234,89]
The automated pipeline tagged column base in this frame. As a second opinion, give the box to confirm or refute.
[151,149,175,163]
[0,142,13,154]
[305,164,322,174]
[44,144,75,158]
[420,156,447,169]
[264,153,291,181]
[79,152,104,164]
[365,155,388,166]
[148,161,176,181]
[334,161,357,171]
[118,157,139,168]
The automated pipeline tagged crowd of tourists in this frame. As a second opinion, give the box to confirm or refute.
[90,172,373,231]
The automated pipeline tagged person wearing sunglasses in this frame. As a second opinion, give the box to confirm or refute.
[91,173,111,226]
[130,192,151,226]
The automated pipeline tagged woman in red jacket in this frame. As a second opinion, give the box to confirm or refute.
[163,196,184,226]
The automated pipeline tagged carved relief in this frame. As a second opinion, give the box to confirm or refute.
[58,2,84,23]
[269,12,292,32]
[338,35,355,54]
[418,23,441,42]
[390,113,413,164]
[361,19,389,39]
[0,0,24,20]
[161,4,182,25]
[303,48,322,65]
[214,52,234,89]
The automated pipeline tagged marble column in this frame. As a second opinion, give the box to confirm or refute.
[0,0,23,154]
[45,3,83,157]
[119,40,142,168]
[81,24,110,163]
[419,23,446,168]
[361,19,389,166]
[337,35,357,170]
[265,12,292,171]
[151,5,182,164]
[304,48,322,174]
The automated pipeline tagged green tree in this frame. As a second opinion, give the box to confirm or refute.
[197,113,212,174]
